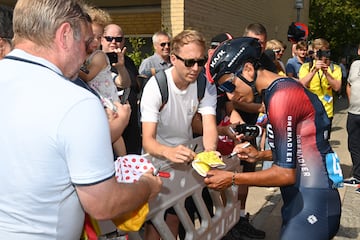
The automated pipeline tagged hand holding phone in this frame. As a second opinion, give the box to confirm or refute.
[99,95,117,112]
[106,52,118,65]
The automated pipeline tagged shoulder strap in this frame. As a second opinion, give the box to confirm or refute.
[330,62,335,72]
[196,71,207,102]
[154,70,168,111]
[154,69,207,111]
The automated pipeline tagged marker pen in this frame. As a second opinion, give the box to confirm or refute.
[153,168,171,178]
[227,142,251,159]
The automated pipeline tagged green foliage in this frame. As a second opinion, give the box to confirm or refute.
[309,0,360,61]
[127,37,148,68]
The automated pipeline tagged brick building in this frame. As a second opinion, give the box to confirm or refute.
[2,0,309,60]
[95,0,310,60]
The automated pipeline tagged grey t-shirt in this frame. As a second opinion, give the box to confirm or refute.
[347,60,360,114]
[139,53,172,77]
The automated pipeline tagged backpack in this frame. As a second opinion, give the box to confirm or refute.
[149,69,207,111]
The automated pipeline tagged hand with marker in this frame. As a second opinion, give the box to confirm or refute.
[230,142,258,162]
[227,142,251,159]
[152,167,171,178]
[231,142,272,163]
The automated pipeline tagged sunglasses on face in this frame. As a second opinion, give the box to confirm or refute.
[103,36,123,42]
[160,42,170,47]
[273,49,281,54]
[218,70,257,94]
[218,74,236,93]
[174,54,207,67]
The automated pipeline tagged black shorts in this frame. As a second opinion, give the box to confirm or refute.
[281,188,341,240]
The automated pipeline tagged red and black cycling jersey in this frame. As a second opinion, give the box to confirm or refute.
[264,77,334,189]
[263,77,341,240]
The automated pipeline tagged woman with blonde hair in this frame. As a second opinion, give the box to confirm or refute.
[266,39,286,76]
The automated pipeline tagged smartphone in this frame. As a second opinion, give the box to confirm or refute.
[106,52,118,65]
[100,95,117,112]
[120,87,131,104]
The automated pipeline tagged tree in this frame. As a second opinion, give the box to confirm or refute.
[127,37,148,68]
[309,0,360,61]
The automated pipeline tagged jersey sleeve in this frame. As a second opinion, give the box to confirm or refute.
[266,79,311,169]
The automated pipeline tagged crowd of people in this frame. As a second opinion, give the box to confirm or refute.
[1,0,358,239]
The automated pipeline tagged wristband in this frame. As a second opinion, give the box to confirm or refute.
[232,171,237,186]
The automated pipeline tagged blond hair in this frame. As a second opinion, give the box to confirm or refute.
[312,38,330,50]
[171,29,206,55]
[84,5,111,29]
[265,39,282,51]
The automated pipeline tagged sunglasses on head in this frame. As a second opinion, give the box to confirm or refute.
[174,54,207,67]
[160,42,170,47]
[103,36,123,42]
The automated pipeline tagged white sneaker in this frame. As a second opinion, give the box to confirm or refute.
[343,177,360,186]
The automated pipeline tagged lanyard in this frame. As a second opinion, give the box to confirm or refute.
[4,55,69,80]
[4,55,102,100]
[317,70,326,95]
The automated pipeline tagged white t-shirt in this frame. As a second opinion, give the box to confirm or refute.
[140,67,216,146]
[0,49,115,239]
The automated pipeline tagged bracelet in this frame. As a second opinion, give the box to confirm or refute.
[232,171,237,186]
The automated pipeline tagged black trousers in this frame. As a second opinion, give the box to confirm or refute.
[346,112,360,179]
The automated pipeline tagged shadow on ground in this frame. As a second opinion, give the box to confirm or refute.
[336,226,359,239]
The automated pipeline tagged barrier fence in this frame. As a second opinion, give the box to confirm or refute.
[98,137,242,240]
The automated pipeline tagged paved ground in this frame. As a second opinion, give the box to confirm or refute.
[243,96,360,240]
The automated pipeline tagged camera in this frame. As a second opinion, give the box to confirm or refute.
[235,124,262,138]
[316,50,331,59]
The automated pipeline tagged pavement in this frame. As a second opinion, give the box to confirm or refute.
[243,96,360,240]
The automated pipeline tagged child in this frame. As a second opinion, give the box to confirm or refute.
[78,6,129,156]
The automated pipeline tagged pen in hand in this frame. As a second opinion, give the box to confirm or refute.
[187,144,198,165]
[227,142,251,159]
[229,126,236,135]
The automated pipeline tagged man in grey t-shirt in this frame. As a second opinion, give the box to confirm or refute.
[139,31,172,82]
[344,44,360,192]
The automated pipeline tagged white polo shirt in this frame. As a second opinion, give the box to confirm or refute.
[0,49,115,239]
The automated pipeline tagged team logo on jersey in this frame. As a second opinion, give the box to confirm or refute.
[266,124,275,148]
[307,214,318,224]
